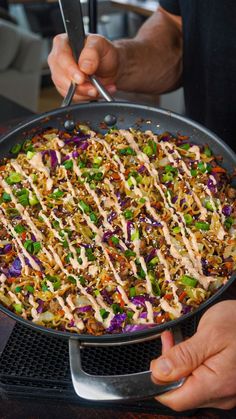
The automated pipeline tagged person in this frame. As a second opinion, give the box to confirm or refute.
[48,0,236,411]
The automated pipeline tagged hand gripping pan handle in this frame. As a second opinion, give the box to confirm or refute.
[69,328,185,401]
[58,0,114,107]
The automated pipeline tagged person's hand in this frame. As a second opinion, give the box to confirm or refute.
[48,33,119,102]
[151,300,236,411]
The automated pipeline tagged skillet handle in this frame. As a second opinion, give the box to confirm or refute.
[69,328,185,401]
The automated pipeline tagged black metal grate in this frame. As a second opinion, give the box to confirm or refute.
[0,315,199,410]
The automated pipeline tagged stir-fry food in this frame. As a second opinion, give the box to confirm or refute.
[0,123,235,335]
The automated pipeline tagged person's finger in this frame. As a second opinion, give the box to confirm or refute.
[48,34,85,85]
[155,364,218,411]
[161,330,175,355]
[79,35,110,76]
[151,329,215,382]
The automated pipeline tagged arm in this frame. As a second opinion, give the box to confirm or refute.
[48,7,183,101]
[151,300,236,411]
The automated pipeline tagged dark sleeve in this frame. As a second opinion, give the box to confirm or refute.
[159,0,180,16]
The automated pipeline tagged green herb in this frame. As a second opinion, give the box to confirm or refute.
[184,214,193,225]
[50,189,64,200]
[63,159,73,170]
[129,287,136,297]
[119,147,136,156]
[127,311,134,319]
[197,161,206,173]
[33,242,41,254]
[164,165,177,174]
[99,308,109,319]
[6,172,22,184]
[46,275,61,290]
[172,226,181,234]
[25,285,34,293]
[77,257,82,265]
[22,139,34,152]
[23,240,41,254]
[195,221,210,231]
[93,172,104,181]
[94,289,100,296]
[148,271,161,296]
[41,282,49,292]
[10,143,22,155]
[124,209,133,220]
[68,275,76,285]
[15,286,22,293]
[224,217,233,230]
[78,275,86,286]
[17,189,29,207]
[65,253,72,263]
[124,250,136,258]
[204,199,214,211]
[2,192,11,202]
[180,275,198,287]
[14,224,26,234]
[13,303,22,313]
[62,240,69,249]
[139,197,146,204]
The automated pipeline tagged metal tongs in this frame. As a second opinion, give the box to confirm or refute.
[58,0,114,107]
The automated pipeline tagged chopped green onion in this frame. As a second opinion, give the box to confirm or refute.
[50,189,64,199]
[26,151,35,160]
[100,308,109,319]
[224,217,233,230]
[149,256,159,266]
[93,156,103,167]
[94,289,100,296]
[85,247,96,261]
[77,257,83,265]
[143,144,153,157]
[6,172,22,184]
[79,199,91,214]
[10,143,22,155]
[195,221,210,231]
[180,275,198,287]
[15,286,22,293]
[13,303,22,313]
[111,235,119,245]
[172,226,181,234]
[139,197,146,204]
[41,282,49,292]
[165,165,177,174]
[184,214,193,225]
[2,192,11,202]
[179,143,190,150]
[68,275,76,285]
[62,240,69,249]
[90,212,98,223]
[14,224,26,234]
[162,173,174,183]
[190,169,197,177]
[112,303,123,314]
[204,147,212,157]
[197,161,206,173]
[63,159,73,170]
[33,241,41,254]
[204,199,214,211]
[52,220,60,229]
[25,285,34,293]
[129,287,136,297]
[124,209,133,220]
[23,239,34,253]
[124,250,136,258]
[78,275,86,286]
[29,194,39,206]
[119,147,136,156]
[127,311,134,319]
[93,172,103,181]
[131,228,139,241]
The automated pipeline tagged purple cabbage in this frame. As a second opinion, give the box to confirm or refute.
[78,141,89,151]
[139,312,148,319]
[131,296,147,307]
[101,289,113,305]
[68,319,75,327]
[9,257,22,277]
[207,178,217,193]
[127,221,133,242]
[64,132,89,144]
[172,196,178,204]
[222,205,232,217]
[137,165,147,174]
[36,299,44,314]
[107,211,117,223]
[106,313,127,333]
[123,324,155,333]
[182,305,192,315]
[3,244,12,254]
[76,305,92,312]
[102,230,113,243]
[145,248,157,264]
[42,150,58,168]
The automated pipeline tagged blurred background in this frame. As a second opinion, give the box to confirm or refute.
[0,0,184,114]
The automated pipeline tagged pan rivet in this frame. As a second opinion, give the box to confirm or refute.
[64,120,75,131]
[104,114,117,126]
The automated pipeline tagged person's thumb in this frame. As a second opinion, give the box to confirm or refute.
[79,34,111,76]
[151,330,209,382]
